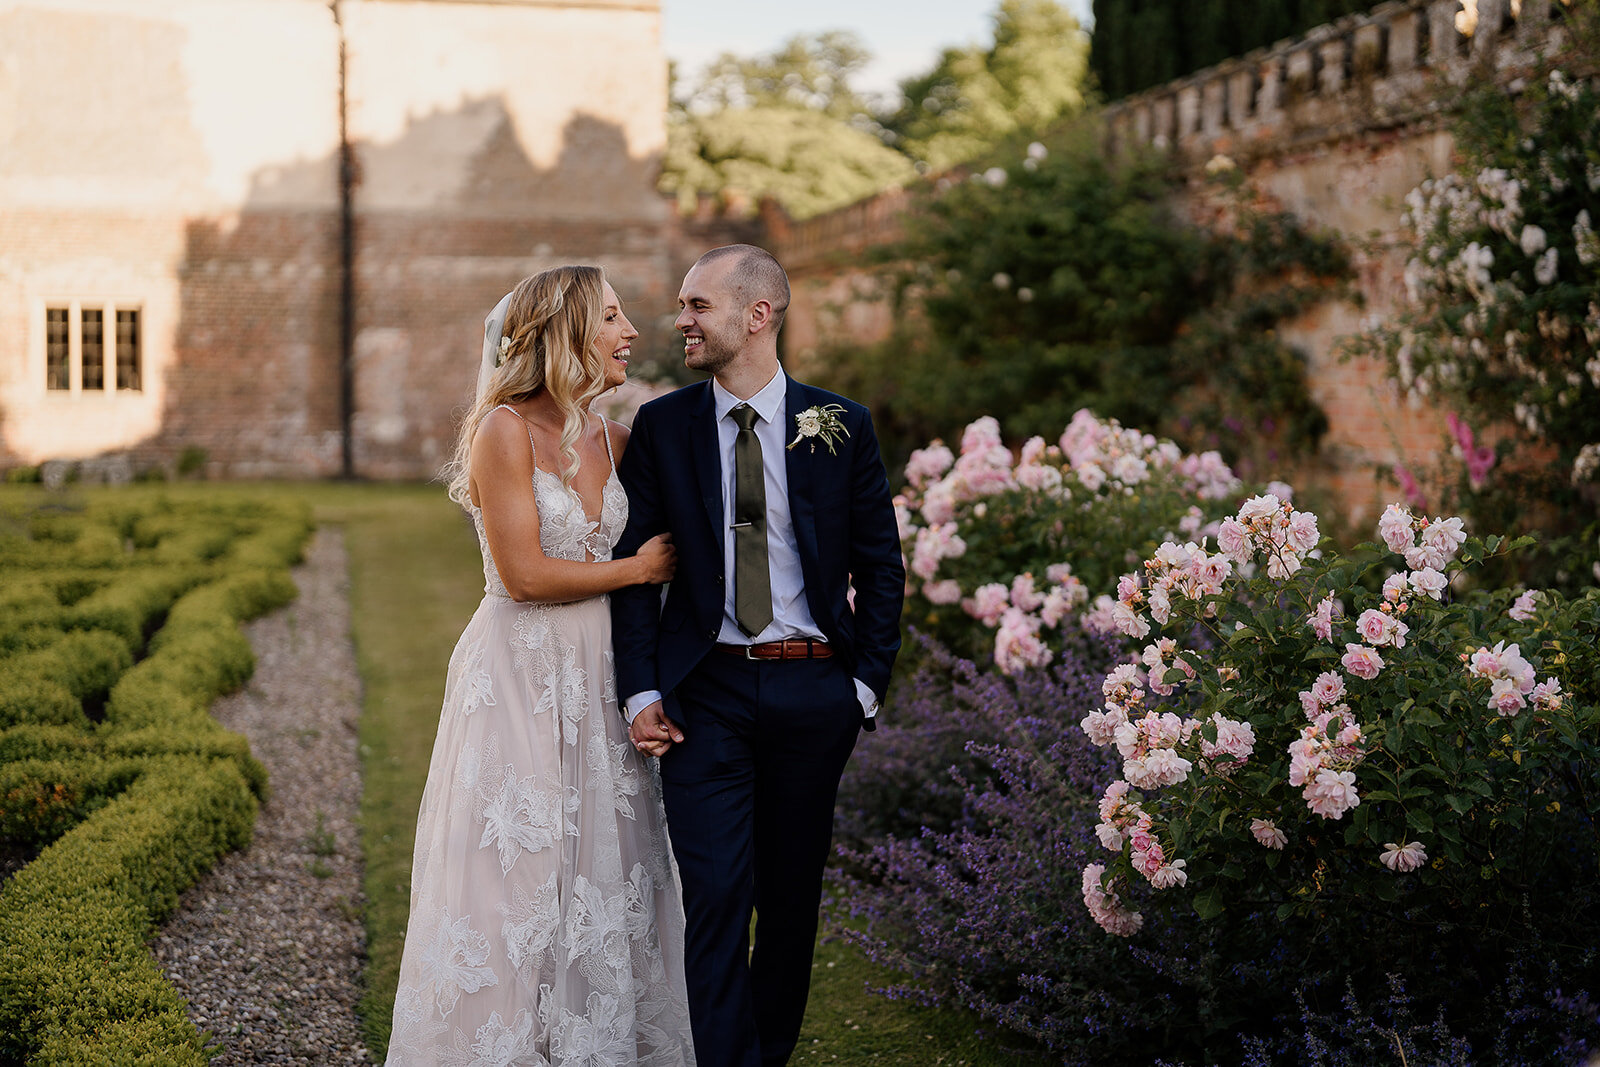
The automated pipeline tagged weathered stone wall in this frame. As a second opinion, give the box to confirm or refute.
[0,0,671,478]
[772,0,1578,523]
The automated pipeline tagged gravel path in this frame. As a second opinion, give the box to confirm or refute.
[152,527,375,1065]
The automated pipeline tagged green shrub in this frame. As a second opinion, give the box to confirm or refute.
[0,757,144,848]
[0,725,97,765]
[0,679,83,731]
[0,756,254,1065]
[0,631,132,729]
[0,490,311,1062]
[815,125,1348,480]
[225,506,314,569]
[1079,499,1600,967]
[62,569,204,652]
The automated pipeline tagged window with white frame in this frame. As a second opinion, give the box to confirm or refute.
[43,304,142,394]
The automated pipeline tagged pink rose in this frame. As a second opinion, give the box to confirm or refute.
[1306,595,1340,642]
[1080,707,1128,747]
[903,442,954,488]
[1489,677,1526,716]
[1217,518,1251,563]
[1082,864,1144,937]
[1149,860,1188,889]
[1311,671,1345,708]
[1015,462,1063,492]
[1010,573,1044,612]
[1531,677,1563,710]
[1304,768,1361,820]
[922,579,962,604]
[1378,504,1415,553]
[1082,595,1119,636]
[959,416,1003,455]
[994,609,1051,676]
[1237,494,1282,525]
[1342,643,1385,680]
[1408,567,1448,600]
[919,484,956,525]
[964,583,1010,626]
[1110,602,1151,640]
[1379,841,1427,872]
[1420,516,1467,560]
[1508,589,1540,621]
[1251,818,1287,850]
[1076,463,1107,492]
[1286,510,1320,553]
[1468,644,1503,678]
[1266,550,1304,580]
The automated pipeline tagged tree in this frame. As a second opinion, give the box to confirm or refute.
[1090,0,1383,101]
[661,32,916,219]
[683,30,876,122]
[883,0,1090,172]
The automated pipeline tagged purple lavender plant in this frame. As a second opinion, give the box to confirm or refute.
[832,630,1600,1064]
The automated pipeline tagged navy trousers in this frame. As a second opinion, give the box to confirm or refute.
[660,651,861,1067]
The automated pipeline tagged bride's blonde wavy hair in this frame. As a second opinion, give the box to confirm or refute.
[444,265,609,509]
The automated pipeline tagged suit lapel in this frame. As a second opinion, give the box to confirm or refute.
[688,382,723,536]
[784,381,822,596]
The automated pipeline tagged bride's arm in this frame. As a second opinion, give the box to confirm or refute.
[471,410,672,603]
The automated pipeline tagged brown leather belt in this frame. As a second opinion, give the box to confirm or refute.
[717,638,833,661]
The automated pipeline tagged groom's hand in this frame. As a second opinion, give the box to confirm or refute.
[630,700,684,757]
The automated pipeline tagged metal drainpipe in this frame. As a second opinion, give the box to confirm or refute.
[331,0,356,479]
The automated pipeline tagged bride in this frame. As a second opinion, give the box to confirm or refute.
[386,266,695,1065]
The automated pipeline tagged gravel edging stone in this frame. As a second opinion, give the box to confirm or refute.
[151,526,374,1065]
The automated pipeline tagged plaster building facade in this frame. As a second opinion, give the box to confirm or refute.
[1,0,672,478]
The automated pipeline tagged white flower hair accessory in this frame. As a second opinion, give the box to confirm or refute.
[787,403,849,454]
[495,335,513,367]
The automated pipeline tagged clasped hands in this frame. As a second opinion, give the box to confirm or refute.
[629,700,684,758]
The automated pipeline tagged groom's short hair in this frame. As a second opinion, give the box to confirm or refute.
[697,244,790,334]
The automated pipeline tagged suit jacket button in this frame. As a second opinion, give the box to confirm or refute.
[706,628,716,639]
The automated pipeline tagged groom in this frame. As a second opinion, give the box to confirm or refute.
[611,244,904,1067]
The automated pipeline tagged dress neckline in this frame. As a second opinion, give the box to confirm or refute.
[533,465,620,527]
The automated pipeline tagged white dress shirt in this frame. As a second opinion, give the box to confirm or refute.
[624,369,878,722]
[711,370,820,645]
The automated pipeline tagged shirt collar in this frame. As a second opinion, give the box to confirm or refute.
[713,368,787,426]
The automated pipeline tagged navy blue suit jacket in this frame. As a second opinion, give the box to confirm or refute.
[610,377,904,715]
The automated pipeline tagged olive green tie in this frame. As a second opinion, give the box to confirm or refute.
[731,404,772,637]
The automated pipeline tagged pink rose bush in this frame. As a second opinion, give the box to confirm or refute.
[1349,69,1600,546]
[1079,498,1596,937]
[898,410,1243,674]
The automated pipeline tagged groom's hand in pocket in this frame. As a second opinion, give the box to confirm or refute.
[630,700,684,757]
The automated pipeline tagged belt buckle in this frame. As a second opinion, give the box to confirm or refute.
[742,643,761,661]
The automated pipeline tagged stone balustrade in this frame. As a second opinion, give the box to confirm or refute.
[1102,0,1571,162]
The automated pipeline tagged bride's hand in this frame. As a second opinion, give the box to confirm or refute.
[635,533,676,584]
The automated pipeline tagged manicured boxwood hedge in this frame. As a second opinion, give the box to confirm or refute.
[0,489,311,1065]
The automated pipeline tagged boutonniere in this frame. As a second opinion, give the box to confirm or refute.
[787,403,850,455]
[495,335,512,367]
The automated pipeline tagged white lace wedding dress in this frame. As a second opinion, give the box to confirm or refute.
[386,413,695,1066]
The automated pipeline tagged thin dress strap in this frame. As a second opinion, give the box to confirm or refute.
[491,403,537,464]
[599,415,617,475]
